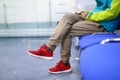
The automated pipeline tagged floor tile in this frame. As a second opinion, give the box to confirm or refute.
[0,37,81,80]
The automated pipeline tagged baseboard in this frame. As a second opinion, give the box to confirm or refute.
[0,28,55,37]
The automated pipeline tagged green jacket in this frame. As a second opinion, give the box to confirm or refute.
[86,0,120,32]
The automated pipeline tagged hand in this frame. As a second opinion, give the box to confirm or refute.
[80,11,88,19]
[75,11,88,19]
[75,11,82,15]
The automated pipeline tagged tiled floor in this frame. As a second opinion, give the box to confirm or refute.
[0,37,82,80]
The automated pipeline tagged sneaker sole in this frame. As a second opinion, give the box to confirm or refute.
[48,69,72,74]
[27,51,53,60]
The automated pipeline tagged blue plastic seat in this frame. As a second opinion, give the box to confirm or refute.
[79,33,118,49]
[80,38,120,80]
[79,23,120,49]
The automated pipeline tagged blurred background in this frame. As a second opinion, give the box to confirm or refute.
[0,0,95,37]
[0,0,96,80]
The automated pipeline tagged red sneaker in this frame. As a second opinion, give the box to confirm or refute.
[27,44,53,60]
[48,60,71,74]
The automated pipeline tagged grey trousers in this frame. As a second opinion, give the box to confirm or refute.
[46,13,106,64]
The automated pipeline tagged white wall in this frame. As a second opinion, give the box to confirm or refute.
[75,0,96,11]
[0,0,4,23]
[0,0,75,24]
[35,0,50,22]
[0,0,75,37]
[0,0,95,24]
[0,0,96,37]
[1,0,37,23]
[50,0,75,21]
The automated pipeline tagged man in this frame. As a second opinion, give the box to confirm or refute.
[28,0,120,74]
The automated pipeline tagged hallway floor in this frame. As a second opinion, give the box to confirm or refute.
[0,37,82,80]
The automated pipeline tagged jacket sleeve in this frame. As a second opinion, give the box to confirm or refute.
[86,0,120,21]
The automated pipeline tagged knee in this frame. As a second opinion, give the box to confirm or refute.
[63,13,76,20]
[63,13,74,17]
[62,13,81,23]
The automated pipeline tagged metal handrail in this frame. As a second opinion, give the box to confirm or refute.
[101,38,120,44]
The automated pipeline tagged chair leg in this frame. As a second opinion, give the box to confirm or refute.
[75,47,83,63]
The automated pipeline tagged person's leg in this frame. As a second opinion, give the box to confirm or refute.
[60,35,72,64]
[28,13,82,60]
[46,13,82,51]
[60,21,102,63]
[68,20,107,36]
[60,20,107,64]
[48,20,107,73]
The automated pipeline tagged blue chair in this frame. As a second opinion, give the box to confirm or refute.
[79,23,120,49]
[78,23,120,79]
[79,33,118,49]
[80,38,120,80]
[75,24,120,61]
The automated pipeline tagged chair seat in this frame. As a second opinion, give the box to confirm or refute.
[80,41,120,80]
[79,33,119,49]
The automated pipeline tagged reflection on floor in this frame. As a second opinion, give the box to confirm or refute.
[0,37,82,80]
